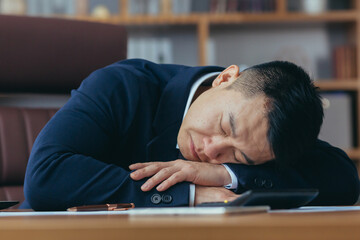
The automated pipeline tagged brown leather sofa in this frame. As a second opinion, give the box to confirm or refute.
[0,15,127,207]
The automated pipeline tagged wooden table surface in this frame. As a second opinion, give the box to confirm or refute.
[0,210,360,240]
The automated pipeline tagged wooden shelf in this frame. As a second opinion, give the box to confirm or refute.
[73,10,358,26]
[207,11,358,24]
[75,15,199,25]
[315,80,359,91]
[275,10,358,23]
[346,148,360,159]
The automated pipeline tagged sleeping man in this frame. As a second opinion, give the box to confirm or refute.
[23,59,359,210]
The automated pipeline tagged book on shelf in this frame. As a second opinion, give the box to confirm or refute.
[89,0,119,16]
[207,37,216,65]
[210,0,227,13]
[288,0,351,12]
[192,0,211,13]
[53,0,75,15]
[148,0,160,15]
[209,0,276,13]
[172,0,191,15]
[238,0,275,13]
[129,0,159,15]
[25,0,119,19]
[0,0,26,15]
[76,0,88,16]
[128,37,173,64]
[26,0,48,15]
[226,0,238,13]
[129,0,146,15]
[320,92,354,149]
[26,0,75,16]
[332,45,356,80]
[130,0,276,16]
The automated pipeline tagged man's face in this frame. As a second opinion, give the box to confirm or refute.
[177,66,274,165]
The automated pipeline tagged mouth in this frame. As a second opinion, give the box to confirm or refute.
[190,136,200,161]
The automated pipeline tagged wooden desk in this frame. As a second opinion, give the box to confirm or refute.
[0,210,359,240]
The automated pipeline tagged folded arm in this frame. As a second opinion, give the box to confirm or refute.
[130,160,239,204]
[24,67,190,210]
[225,140,359,205]
[130,140,360,205]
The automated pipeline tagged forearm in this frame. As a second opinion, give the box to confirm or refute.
[25,149,190,210]
[130,160,233,191]
[25,151,133,210]
[225,162,311,194]
[225,140,360,205]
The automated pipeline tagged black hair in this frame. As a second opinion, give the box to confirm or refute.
[228,61,323,166]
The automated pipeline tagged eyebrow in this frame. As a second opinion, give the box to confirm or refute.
[229,112,237,138]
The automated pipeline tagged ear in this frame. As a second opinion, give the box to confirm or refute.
[212,65,240,88]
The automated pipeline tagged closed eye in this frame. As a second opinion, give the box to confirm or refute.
[241,151,255,165]
[233,150,241,163]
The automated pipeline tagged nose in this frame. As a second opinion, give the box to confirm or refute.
[203,136,229,161]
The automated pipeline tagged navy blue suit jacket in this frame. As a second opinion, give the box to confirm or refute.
[23,59,359,210]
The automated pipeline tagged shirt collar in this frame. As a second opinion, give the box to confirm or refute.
[176,72,221,149]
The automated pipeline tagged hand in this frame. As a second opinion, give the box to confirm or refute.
[129,160,231,192]
[194,185,239,205]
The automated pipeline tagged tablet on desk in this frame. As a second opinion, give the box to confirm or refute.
[127,206,270,216]
[127,189,318,216]
[197,189,319,209]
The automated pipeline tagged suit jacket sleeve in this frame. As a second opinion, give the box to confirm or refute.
[24,61,190,210]
[225,140,359,205]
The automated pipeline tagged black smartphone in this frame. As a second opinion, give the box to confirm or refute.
[0,201,19,210]
[197,189,319,209]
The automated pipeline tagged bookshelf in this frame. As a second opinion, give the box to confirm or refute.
[2,0,360,165]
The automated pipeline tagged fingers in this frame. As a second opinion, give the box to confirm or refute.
[156,172,186,191]
[130,163,163,181]
[129,160,193,192]
[129,160,184,171]
[141,168,175,191]
[129,162,151,170]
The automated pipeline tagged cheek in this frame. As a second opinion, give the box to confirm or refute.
[177,124,188,145]
[185,108,218,133]
[177,126,189,158]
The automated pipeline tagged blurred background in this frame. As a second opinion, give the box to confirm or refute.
[0,0,359,172]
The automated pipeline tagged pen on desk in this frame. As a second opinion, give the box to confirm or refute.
[67,203,135,212]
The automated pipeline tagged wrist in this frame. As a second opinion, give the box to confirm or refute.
[189,184,196,206]
[218,164,232,186]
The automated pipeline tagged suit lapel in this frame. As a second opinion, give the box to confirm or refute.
[146,65,224,162]
[146,123,182,161]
